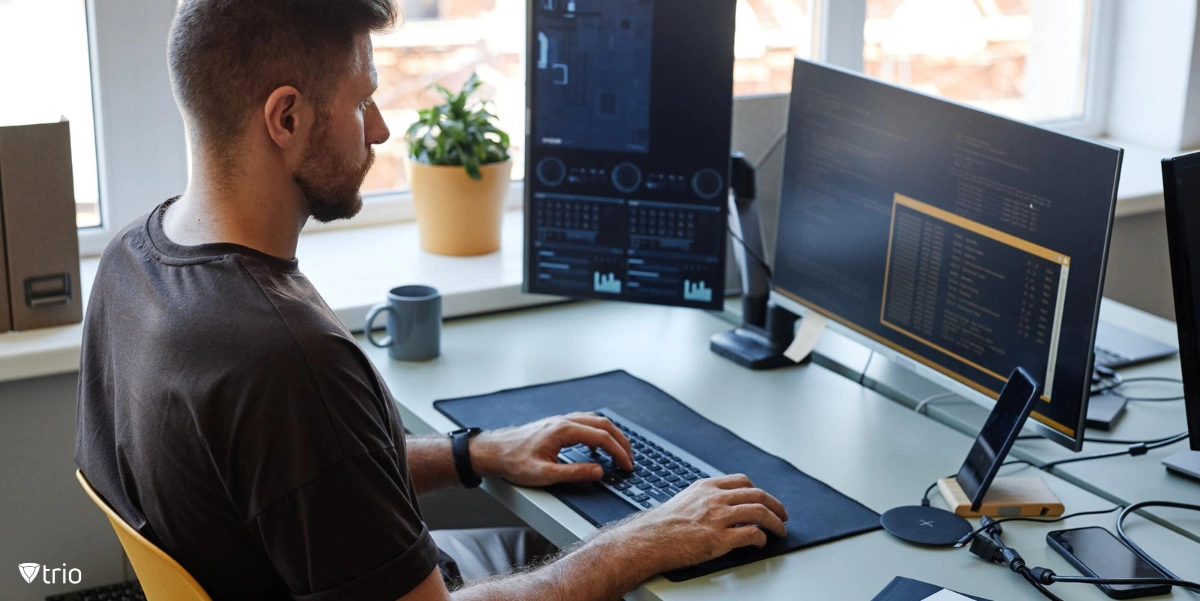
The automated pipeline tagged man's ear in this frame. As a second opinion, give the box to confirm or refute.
[263,86,308,150]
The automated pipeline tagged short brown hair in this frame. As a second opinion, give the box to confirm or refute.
[168,0,397,147]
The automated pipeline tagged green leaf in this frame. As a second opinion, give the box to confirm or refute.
[405,71,511,177]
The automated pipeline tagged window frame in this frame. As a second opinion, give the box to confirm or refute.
[77,0,1122,255]
[79,0,189,257]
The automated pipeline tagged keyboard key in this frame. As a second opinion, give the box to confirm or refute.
[640,501,654,508]
[664,486,682,496]
[633,493,650,503]
[614,482,630,490]
[697,472,709,479]
[622,488,639,498]
[646,488,672,503]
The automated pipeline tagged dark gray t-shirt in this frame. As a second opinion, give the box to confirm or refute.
[75,200,442,600]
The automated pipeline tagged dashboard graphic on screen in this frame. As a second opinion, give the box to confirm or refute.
[523,0,736,310]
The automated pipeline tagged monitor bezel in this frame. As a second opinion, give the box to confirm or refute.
[771,59,1123,453]
[1162,153,1200,452]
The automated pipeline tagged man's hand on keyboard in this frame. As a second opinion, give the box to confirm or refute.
[619,474,789,572]
[469,412,635,487]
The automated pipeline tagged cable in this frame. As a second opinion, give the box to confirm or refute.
[1092,375,1185,402]
[1021,432,1190,445]
[967,501,1200,598]
[1019,566,1067,601]
[856,352,875,386]
[1043,574,1200,591]
[915,392,960,415]
[969,518,1066,601]
[726,224,773,279]
[955,505,1124,548]
[1039,433,1190,471]
[724,224,772,279]
[1116,501,1200,581]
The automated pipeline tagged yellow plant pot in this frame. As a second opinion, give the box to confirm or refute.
[408,159,511,256]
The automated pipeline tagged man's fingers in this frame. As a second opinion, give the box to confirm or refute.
[564,413,634,462]
[708,473,754,490]
[564,423,634,470]
[727,524,769,550]
[545,461,605,483]
[723,504,788,538]
[717,488,790,523]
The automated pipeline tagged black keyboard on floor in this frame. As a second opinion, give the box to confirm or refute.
[47,580,144,601]
[557,408,724,510]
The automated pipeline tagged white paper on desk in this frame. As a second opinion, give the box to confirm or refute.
[783,312,827,363]
[922,590,972,601]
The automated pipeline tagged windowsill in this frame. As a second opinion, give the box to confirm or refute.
[0,143,1181,385]
[0,209,558,385]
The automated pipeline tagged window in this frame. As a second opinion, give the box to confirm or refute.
[734,0,816,96]
[0,0,101,228]
[365,0,527,196]
[67,0,1124,254]
[863,0,1095,125]
[364,0,817,197]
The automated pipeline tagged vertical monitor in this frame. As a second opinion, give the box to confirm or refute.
[523,0,736,310]
[772,60,1123,451]
[1162,153,1200,451]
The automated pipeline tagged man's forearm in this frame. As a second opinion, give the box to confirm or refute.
[451,521,663,601]
[406,434,460,495]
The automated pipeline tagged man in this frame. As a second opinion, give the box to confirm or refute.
[75,1,788,600]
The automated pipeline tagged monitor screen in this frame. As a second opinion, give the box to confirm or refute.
[1163,154,1200,451]
[773,60,1122,450]
[523,0,736,310]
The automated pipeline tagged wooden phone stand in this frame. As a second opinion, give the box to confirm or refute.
[937,476,1065,518]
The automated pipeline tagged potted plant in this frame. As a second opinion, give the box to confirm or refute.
[405,73,512,256]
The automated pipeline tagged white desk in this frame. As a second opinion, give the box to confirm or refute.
[361,301,1200,600]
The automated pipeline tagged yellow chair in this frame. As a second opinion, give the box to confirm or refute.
[76,470,213,601]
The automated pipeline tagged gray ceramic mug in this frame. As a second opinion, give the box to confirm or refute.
[365,285,442,361]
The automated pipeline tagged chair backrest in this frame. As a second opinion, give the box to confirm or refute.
[76,470,213,601]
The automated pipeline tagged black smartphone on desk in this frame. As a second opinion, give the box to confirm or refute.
[1047,527,1172,599]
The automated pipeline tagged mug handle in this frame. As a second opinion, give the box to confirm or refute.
[364,303,393,348]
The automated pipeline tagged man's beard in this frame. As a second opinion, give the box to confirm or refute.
[294,120,375,223]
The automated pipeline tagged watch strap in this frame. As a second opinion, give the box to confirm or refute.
[450,427,483,489]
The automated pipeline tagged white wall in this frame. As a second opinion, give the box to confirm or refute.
[0,374,126,601]
[1108,0,1200,149]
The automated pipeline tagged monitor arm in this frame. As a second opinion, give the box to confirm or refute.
[710,152,800,369]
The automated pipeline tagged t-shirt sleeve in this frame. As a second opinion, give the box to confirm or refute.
[250,447,442,601]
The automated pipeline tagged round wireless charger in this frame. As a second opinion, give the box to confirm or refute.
[880,505,973,547]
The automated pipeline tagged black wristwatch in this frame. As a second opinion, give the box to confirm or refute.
[449,427,484,489]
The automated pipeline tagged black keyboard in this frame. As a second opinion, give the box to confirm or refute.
[47,581,145,601]
[557,408,724,510]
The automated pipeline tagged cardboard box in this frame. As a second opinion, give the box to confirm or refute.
[0,121,83,331]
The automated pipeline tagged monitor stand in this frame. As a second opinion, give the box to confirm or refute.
[1164,450,1200,483]
[710,153,798,369]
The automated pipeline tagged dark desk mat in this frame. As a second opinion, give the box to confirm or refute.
[871,576,991,601]
[433,370,881,581]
